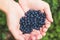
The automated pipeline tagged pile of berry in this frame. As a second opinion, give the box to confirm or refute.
[19,9,46,34]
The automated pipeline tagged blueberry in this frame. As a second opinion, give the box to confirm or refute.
[20,25,32,34]
[23,26,33,34]
[32,24,40,30]
[20,9,46,34]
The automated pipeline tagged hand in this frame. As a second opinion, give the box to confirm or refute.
[0,0,25,40]
[19,0,53,40]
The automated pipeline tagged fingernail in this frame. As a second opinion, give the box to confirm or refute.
[37,34,42,39]
[43,33,46,36]
[49,18,53,22]
[45,23,51,29]
[43,28,47,32]
[51,18,53,22]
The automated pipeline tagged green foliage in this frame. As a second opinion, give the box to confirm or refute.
[0,0,60,40]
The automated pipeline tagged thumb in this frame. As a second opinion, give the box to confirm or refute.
[44,3,53,22]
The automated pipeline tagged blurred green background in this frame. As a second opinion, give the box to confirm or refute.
[0,0,60,40]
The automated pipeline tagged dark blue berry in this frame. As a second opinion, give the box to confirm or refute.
[19,9,46,34]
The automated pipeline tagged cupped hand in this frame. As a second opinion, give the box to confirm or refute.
[1,0,53,40]
[19,0,53,40]
[1,0,26,40]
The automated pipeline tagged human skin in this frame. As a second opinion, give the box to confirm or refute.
[0,0,53,40]
[19,0,53,40]
[0,0,25,40]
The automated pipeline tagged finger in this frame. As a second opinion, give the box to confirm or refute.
[31,35,36,40]
[41,32,46,37]
[19,0,29,12]
[40,19,51,33]
[24,34,30,40]
[36,32,42,40]
[29,33,36,40]
[31,30,37,40]
[39,19,51,36]
[40,29,46,37]
[32,29,42,40]
[44,3,53,22]
[45,19,51,29]
[42,26,48,32]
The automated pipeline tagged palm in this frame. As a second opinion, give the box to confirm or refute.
[2,0,53,40]
[4,0,25,40]
[19,0,53,40]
